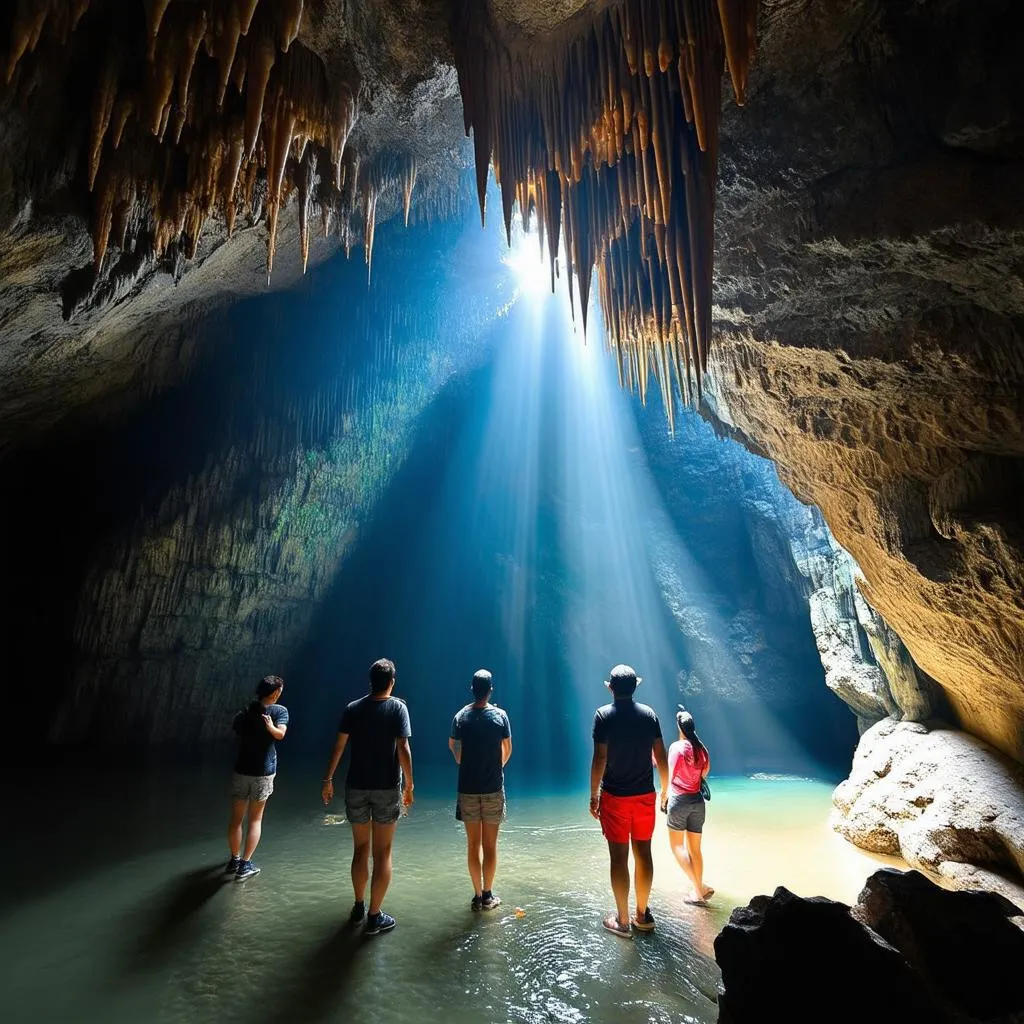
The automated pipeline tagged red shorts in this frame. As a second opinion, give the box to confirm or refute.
[598,791,656,844]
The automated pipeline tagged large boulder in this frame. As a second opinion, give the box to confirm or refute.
[832,718,1024,909]
[715,869,1024,1024]
[714,884,943,1023]
[853,869,1024,1021]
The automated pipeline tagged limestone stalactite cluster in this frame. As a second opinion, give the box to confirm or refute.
[1,0,420,285]
[453,0,757,410]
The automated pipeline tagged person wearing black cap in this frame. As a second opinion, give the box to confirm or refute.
[449,669,513,910]
[226,674,289,882]
[590,664,669,937]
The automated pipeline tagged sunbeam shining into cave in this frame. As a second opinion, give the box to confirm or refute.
[343,220,835,784]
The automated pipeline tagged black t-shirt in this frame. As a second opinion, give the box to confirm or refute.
[339,695,412,790]
[233,702,289,776]
[450,703,511,794]
[592,699,663,796]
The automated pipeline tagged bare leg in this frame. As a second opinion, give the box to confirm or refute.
[369,821,398,915]
[685,831,711,899]
[481,822,500,892]
[631,839,654,915]
[669,828,697,888]
[228,799,246,858]
[351,822,372,904]
[464,819,483,896]
[607,841,631,926]
[242,799,268,860]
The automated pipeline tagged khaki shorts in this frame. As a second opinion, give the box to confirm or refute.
[231,773,275,802]
[458,790,506,824]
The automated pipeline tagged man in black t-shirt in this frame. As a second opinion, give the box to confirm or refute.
[448,669,513,911]
[322,658,414,935]
[590,664,669,938]
[227,675,289,882]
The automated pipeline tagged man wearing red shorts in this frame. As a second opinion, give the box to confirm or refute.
[589,664,669,937]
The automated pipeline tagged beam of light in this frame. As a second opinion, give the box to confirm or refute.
[346,201,830,782]
[502,232,551,299]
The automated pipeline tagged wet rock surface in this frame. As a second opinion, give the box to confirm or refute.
[715,868,1024,1024]
[833,718,1024,909]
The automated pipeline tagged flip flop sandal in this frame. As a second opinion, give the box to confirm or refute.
[632,909,656,932]
[602,914,633,938]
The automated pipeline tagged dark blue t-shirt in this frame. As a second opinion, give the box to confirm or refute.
[450,703,511,794]
[592,699,663,796]
[339,695,412,790]
[233,702,289,776]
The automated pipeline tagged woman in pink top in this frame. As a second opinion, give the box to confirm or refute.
[660,709,714,904]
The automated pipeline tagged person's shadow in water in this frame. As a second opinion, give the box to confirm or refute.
[121,864,226,972]
[256,922,366,1024]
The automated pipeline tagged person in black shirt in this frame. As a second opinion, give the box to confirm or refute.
[448,669,513,911]
[227,675,289,881]
[590,664,669,938]
[322,658,414,935]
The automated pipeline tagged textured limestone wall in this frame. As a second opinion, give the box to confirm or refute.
[706,0,1024,762]
[29,215,514,744]
[833,718,1024,908]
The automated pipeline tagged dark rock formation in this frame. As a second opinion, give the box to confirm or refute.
[854,869,1024,1020]
[715,868,1024,1024]
[715,884,943,1023]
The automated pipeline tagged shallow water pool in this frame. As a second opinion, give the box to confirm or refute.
[1,768,897,1024]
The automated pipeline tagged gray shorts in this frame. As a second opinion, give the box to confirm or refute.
[667,792,706,833]
[345,787,402,825]
[458,790,506,824]
[231,773,275,802]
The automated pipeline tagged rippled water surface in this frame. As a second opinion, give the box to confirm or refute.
[2,768,895,1024]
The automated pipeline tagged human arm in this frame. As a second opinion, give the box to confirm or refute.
[501,711,512,766]
[449,713,461,763]
[654,738,670,812]
[702,752,711,778]
[397,737,414,806]
[590,741,607,819]
[321,732,349,805]
[262,714,287,740]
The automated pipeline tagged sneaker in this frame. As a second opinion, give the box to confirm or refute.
[471,895,483,912]
[364,911,396,935]
[480,893,502,911]
[224,857,241,876]
[350,900,366,923]
[235,860,261,881]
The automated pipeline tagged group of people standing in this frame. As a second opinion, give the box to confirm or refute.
[226,659,712,938]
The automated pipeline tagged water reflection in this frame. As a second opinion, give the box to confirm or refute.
[0,771,897,1024]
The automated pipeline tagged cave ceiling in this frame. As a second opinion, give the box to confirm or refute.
[1,1,1023,760]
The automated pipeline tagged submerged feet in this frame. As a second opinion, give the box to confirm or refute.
[602,914,632,939]
[632,908,656,932]
[235,860,261,881]
[364,911,396,935]
[685,886,714,906]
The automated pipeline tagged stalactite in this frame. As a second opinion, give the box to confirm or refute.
[451,0,758,402]
[1,0,372,285]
